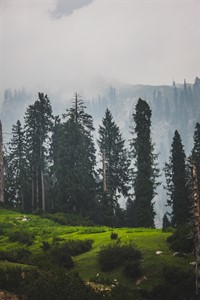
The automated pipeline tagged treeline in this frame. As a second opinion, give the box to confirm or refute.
[2,92,200,228]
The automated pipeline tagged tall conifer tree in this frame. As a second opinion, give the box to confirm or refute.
[51,93,97,215]
[8,120,30,210]
[25,93,53,211]
[130,99,159,227]
[164,130,190,226]
[97,108,130,223]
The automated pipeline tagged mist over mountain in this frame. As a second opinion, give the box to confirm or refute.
[1,77,199,227]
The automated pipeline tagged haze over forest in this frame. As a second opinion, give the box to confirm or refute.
[0,0,200,227]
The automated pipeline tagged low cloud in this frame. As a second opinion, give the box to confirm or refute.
[1,0,199,107]
[51,0,94,18]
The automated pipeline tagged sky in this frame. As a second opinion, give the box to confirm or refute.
[0,0,200,105]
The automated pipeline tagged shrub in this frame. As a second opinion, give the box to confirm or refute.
[0,267,23,292]
[0,248,31,263]
[42,212,94,226]
[0,267,98,300]
[51,239,94,256]
[98,242,142,272]
[26,252,60,270]
[50,249,74,269]
[123,260,142,279]
[149,265,196,300]
[20,269,99,300]
[110,232,118,240]
[41,241,51,251]
[166,225,193,253]
[109,285,144,300]
[9,230,35,245]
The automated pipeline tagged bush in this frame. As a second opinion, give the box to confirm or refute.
[9,230,35,245]
[109,285,144,300]
[50,239,94,256]
[123,260,142,278]
[42,212,94,226]
[98,242,142,272]
[149,265,196,300]
[0,267,23,292]
[0,267,101,300]
[20,269,99,300]
[50,249,74,269]
[0,248,32,263]
[110,232,118,240]
[27,239,93,270]
[166,225,194,253]
[26,252,61,270]
[41,241,51,251]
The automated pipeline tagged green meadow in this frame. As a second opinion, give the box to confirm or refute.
[0,209,195,295]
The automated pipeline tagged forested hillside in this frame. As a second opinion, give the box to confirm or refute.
[1,77,199,226]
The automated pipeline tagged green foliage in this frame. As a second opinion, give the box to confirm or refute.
[166,225,193,253]
[50,239,94,256]
[41,241,51,251]
[0,267,23,292]
[109,285,144,300]
[123,260,142,279]
[149,265,196,300]
[0,267,99,300]
[42,212,94,226]
[0,248,32,263]
[28,239,93,270]
[21,269,97,300]
[110,232,118,240]
[0,209,196,298]
[9,230,35,245]
[98,242,142,272]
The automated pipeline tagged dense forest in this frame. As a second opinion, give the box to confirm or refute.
[0,82,200,300]
[1,84,200,229]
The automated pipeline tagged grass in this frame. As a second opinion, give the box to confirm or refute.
[0,209,195,292]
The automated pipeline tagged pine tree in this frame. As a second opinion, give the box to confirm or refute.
[164,130,190,226]
[7,120,30,210]
[51,93,97,215]
[97,108,130,222]
[162,213,171,231]
[130,99,159,227]
[25,93,53,211]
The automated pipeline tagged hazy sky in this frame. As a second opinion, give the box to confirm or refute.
[1,0,199,104]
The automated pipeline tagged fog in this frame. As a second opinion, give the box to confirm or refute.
[1,0,199,106]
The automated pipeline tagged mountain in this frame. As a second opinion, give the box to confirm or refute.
[1,77,199,227]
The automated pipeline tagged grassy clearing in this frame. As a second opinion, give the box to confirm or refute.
[0,209,195,292]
